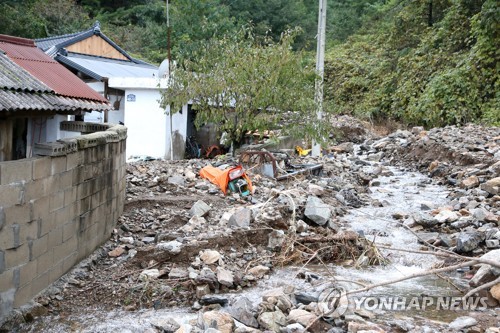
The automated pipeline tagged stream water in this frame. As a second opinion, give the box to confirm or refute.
[20,163,493,332]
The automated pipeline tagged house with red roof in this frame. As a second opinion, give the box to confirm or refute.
[0,34,110,162]
[35,22,193,160]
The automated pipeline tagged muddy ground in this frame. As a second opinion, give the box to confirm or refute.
[5,119,500,333]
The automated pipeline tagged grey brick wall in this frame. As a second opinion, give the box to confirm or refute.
[0,124,127,322]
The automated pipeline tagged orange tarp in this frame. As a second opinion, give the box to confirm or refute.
[199,165,253,195]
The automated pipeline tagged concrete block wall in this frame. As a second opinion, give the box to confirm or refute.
[0,124,127,322]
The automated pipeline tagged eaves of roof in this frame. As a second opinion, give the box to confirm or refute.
[56,54,104,81]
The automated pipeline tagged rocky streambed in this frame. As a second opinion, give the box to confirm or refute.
[5,123,500,333]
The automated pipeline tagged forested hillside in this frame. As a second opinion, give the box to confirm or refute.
[0,0,497,126]
[325,0,499,126]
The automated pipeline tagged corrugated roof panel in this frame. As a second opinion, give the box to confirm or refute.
[0,89,109,112]
[0,38,108,103]
[62,54,158,78]
[0,90,59,111]
[0,53,52,92]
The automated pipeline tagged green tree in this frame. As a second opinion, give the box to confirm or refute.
[161,28,319,151]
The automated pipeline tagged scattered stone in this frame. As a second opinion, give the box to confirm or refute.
[168,175,186,187]
[412,212,438,227]
[434,209,459,223]
[482,177,500,195]
[189,200,212,217]
[285,323,305,333]
[448,316,478,331]
[257,311,286,332]
[462,176,480,189]
[304,196,331,226]
[229,208,253,228]
[456,232,486,253]
[486,239,500,248]
[268,230,285,250]
[108,246,126,257]
[196,285,211,298]
[150,317,181,332]
[200,250,222,264]
[156,240,183,254]
[286,309,316,327]
[490,283,500,301]
[168,267,189,279]
[228,297,258,328]
[139,269,160,280]
[307,184,326,196]
[202,311,235,333]
[248,265,270,279]
[216,267,234,287]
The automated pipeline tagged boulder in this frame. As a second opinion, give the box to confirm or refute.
[228,297,258,328]
[189,200,211,217]
[202,311,235,333]
[257,311,286,332]
[216,267,234,287]
[228,208,253,228]
[456,232,485,253]
[304,196,331,226]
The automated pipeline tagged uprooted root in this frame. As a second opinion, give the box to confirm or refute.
[275,229,389,267]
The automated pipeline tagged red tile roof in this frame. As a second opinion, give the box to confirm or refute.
[0,34,108,103]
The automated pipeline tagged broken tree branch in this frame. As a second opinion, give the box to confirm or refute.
[462,276,500,299]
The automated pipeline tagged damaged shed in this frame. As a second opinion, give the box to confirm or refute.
[0,34,110,162]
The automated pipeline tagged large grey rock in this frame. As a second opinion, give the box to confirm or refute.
[456,232,485,253]
[189,200,211,217]
[228,208,252,228]
[304,196,331,225]
[257,310,286,332]
[228,297,258,328]
[216,267,234,287]
[448,316,477,330]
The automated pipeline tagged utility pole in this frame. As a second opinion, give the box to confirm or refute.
[312,0,327,157]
